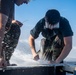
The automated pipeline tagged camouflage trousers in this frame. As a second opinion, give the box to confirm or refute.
[38,36,64,61]
[2,24,21,61]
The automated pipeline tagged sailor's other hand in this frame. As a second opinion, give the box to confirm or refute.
[12,20,23,27]
[33,54,39,61]
[48,60,60,64]
[0,57,7,68]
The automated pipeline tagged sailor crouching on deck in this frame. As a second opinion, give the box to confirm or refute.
[29,9,73,64]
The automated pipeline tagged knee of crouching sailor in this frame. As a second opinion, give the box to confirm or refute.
[11,24,21,34]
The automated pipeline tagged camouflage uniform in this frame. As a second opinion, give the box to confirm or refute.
[39,35,64,62]
[2,23,21,62]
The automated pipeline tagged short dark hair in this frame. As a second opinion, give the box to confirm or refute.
[45,9,60,25]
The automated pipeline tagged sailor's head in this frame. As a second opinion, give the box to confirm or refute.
[15,0,30,6]
[45,9,60,29]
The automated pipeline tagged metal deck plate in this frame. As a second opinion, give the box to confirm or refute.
[0,64,64,75]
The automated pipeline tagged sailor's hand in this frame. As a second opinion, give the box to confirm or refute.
[48,61,56,64]
[48,61,55,64]
[12,20,23,27]
[0,57,7,68]
[33,54,39,61]
[48,60,60,64]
